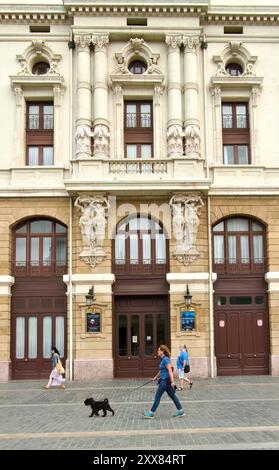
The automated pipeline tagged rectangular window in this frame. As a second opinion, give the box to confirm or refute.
[124,101,153,160]
[222,102,250,164]
[26,101,54,165]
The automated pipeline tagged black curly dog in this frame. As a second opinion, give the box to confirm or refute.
[84,397,115,417]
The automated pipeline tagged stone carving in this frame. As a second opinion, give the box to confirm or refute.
[167,125,184,156]
[74,34,91,49]
[16,40,62,76]
[92,125,110,157]
[213,42,258,77]
[169,194,204,266]
[92,35,109,52]
[74,195,110,268]
[75,125,92,157]
[166,35,183,50]
[185,125,201,156]
[182,36,199,51]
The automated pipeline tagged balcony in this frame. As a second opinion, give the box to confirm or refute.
[66,157,210,193]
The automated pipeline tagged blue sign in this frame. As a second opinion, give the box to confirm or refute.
[181,310,195,331]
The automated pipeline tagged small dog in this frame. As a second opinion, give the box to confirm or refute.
[84,397,115,417]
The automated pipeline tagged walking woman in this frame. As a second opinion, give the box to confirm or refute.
[44,346,65,390]
[143,345,185,419]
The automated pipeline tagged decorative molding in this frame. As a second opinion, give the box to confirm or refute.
[75,124,92,158]
[213,42,258,78]
[92,124,110,158]
[0,276,15,296]
[182,35,200,51]
[166,34,183,50]
[167,124,184,157]
[169,193,204,266]
[16,40,62,76]
[112,38,162,76]
[185,125,201,157]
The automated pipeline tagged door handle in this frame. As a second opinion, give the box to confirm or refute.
[153,356,157,359]
[24,358,28,362]
[128,356,131,360]
[227,354,231,358]
[254,354,257,357]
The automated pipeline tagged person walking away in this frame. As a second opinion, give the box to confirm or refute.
[143,345,185,419]
[176,344,187,391]
[183,345,193,388]
[44,346,65,390]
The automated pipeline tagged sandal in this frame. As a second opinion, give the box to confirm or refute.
[189,382,193,389]
[177,387,183,391]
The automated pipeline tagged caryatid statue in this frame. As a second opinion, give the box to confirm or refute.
[170,194,204,265]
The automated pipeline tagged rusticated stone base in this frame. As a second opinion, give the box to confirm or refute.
[171,356,216,378]
[0,361,11,382]
[72,359,113,380]
[270,355,279,376]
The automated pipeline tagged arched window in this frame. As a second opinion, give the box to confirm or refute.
[13,219,67,276]
[225,62,243,76]
[32,61,50,75]
[128,60,147,74]
[114,215,167,274]
[212,217,265,273]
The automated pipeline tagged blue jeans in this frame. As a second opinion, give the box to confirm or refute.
[151,379,182,413]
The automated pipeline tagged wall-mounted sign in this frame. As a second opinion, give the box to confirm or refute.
[87,312,101,333]
[132,336,138,343]
[181,310,195,331]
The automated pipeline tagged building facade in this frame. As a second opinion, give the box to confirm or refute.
[0,0,279,381]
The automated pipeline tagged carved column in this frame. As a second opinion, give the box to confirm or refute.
[14,86,24,166]
[53,85,64,165]
[92,34,110,158]
[165,35,183,157]
[74,34,92,159]
[250,86,261,164]
[183,36,201,157]
[113,85,123,159]
[211,86,222,164]
[153,85,163,159]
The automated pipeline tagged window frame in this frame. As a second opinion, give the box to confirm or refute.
[212,217,266,274]
[26,101,54,166]
[222,102,250,165]
[124,101,153,159]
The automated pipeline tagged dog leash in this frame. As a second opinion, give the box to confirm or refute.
[130,379,155,391]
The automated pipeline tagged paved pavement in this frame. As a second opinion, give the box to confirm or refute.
[1,376,279,450]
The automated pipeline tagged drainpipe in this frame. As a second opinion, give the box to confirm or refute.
[68,31,74,381]
[202,31,215,377]
[69,197,73,381]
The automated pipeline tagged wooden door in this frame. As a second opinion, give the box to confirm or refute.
[114,296,168,377]
[214,291,269,375]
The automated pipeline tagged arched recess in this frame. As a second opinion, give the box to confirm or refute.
[11,217,67,380]
[212,216,270,376]
[112,214,169,378]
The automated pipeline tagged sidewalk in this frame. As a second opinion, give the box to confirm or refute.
[1,376,279,449]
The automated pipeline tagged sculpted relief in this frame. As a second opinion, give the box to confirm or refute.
[74,195,110,268]
[169,194,204,265]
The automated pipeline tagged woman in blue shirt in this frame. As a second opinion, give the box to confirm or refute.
[143,345,184,419]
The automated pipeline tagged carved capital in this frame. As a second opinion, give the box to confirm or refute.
[166,35,183,50]
[182,36,200,51]
[74,34,91,49]
[92,34,109,52]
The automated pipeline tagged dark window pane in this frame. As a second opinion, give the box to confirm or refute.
[145,315,153,355]
[119,316,127,356]
[56,223,67,233]
[16,224,27,234]
[255,296,264,305]
[156,314,166,347]
[128,60,147,74]
[131,316,139,356]
[230,296,252,305]
[217,297,226,306]
[32,61,50,75]
[225,62,243,76]
[30,220,52,233]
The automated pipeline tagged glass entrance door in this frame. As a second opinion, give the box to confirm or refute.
[116,305,168,377]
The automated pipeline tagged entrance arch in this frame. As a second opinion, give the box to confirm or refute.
[212,216,270,375]
[11,218,67,379]
[113,215,169,377]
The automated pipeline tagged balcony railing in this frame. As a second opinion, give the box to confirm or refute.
[109,160,168,175]
[213,257,266,274]
[114,259,167,274]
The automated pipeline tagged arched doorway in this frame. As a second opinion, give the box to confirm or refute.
[113,215,169,377]
[212,217,270,375]
[11,218,67,379]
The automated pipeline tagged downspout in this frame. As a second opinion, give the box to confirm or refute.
[202,31,215,378]
[68,28,74,381]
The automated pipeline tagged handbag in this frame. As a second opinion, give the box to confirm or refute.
[55,357,65,375]
[184,364,190,373]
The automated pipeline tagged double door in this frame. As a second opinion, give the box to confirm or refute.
[214,287,269,375]
[114,296,169,377]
